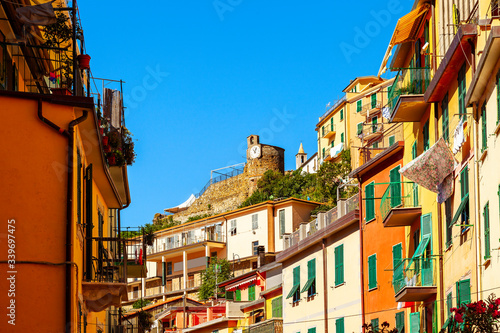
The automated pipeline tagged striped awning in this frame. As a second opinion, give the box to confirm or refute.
[225,276,258,291]
[390,4,430,46]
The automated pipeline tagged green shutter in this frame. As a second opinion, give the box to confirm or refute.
[225,291,234,300]
[84,165,93,281]
[341,133,344,143]
[484,202,491,259]
[423,120,430,151]
[392,244,403,272]
[293,266,300,287]
[336,318,345,333]
[322,147,325,159]
[235,289,241,301]
[365,183,375,221]
[447,292,453,318]
[331,117,334,131]
[272,296,282,318]
[308,328,316,333]
[458,64,466,121]
[371,318,379,332]
[412,141,417,159]
[322,126,325,136]
[372,116,378,133]
[396,312,404,333]
[371,93,377,108]
[335,245,344,285]
[308,259,316,279]
[357,100,362,112]
[368,254,377,289]
[410,312,420,333]
[482,103,487,152]
[248,284,255,301]
[389,135,395,146]
[357,123,363,135]
[390,166,402,208]
[459,279,471,305]
[340,109,344,121]
[421,213,432,239]
[442,93,449,142]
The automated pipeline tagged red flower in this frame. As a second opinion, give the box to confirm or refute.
[494,310,500,319]
[455,313,463,323]
[382,321,389,328]
[496,299,500,306]
[451,308,457,312]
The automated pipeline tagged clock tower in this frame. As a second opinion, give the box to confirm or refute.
[245,135,285,192]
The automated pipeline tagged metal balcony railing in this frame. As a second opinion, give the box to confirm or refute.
[84,237,129,283]
[322,124,336,137]
[361,101,383,116]
[491,0,500,18]
[388,67,431,111]
[393,257,437,295]
[241,319,283,333]
[380,182,420,221]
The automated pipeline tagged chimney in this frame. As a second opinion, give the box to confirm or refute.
[257,245,265,268]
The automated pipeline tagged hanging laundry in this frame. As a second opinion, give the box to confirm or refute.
[16,1,57,26]
[400,138,457,195]
[382,106,391,120]
[453,118,465,154]
[437,172,454,203]
[139,248,143,265]
[103,88,122,130]
[49,72,60,86]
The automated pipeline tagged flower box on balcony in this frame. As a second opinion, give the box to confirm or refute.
[51,88,72,96]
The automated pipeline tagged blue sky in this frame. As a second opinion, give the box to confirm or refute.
[80,0,413,228]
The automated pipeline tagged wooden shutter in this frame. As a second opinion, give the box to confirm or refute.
[272,296,282,318]
[410,312,420,333]
[293,266,300,287]
[459,279,471,305]
[447,292,453,318]
[371,93,377,108]
[365,183,375,221]
[368,254,377,289]
[335,245,344,285]
[308,328,316,333]
[336,318,345,333]
[372,116,378,133]
[249,285,255,301]
[484,202,491,259]
[357,100,362,112]
[331,117,334,131]
[340,109,344,120]
[458,64,466,120]
[396,312,404,333]
[390,166,402,208]
[162,262,166,285]
[77,149,82,224]
[357,123,363,135]
[421,213,432,239]
[341,133,344,143]
[423,120,429,150]
[412,141,417,159]
[225,291,234,300]
[235,289,241,301]
[389,135,395,146]
[371,318,379,331]
[308,259,316,280]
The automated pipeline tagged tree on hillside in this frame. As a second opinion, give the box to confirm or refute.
[198,258,232,301]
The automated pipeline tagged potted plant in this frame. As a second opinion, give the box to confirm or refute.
[144,229,155,246]
[137,310,153,333]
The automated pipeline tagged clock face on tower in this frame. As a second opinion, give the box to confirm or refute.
[249,145,261,159]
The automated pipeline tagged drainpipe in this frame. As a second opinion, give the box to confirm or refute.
[38,99,88,333]
[473,102,483,302]
[434,102,445,325]
[356,175,365,332]
[322,238,328,333]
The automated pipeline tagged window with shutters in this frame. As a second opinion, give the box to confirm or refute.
[390,166,402,208]
[357,100,362,112]
[307,328,316,333]
[368,254,377,290]
[372,116,378,133]
[456,279,471,305]
[410,312,420,333]
[225,291,234,301]
[412,141,417,159]
[423,120,430,151]
[279,209,285,238]
[371,93,377,109]
[340,109,344,121]
[482,102,487,152]
[393,243,403,292]
[248,284,256,301]
[235,289,241,301]
[396,312,404,333]
[341,133,344,143]
[484,202,490,260]
[442,93,449,142]
[460,167,470,230]
[301,258,316,297]
[252,214,258,230]
[230,219,237,236]
[252,241,259,255]
[458,64,466,121]
[166,262,172,275]
[357,122,363,135]
[335,245,344,286]
[365,182,375,222]
[330,117,334,131]
[322,147,326,159]
[322,126,325,136]
[336,318,345,333]
[286,266,301,303]
[389,135,396,146]
[331,140,335,148]
[271,296,282,318]
[371,318,379,332]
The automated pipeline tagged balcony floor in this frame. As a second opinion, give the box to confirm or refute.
[395,286,437,302]
[391,95,428,122]
[383,207,422,227]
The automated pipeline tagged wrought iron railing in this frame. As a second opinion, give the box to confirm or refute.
[241,319,283,333]
[196,165,245,198]
[85,236,132,283]
[388,67,431,112]
[360,123,384,138]
[393,257,437,295]
[361,101,383,116]
[322,124,336,137]
[380,182,420,221]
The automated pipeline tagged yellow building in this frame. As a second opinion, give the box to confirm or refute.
[317,97,348,163]
[0,1,132,332]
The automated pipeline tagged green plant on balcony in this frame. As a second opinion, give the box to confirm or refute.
[132,298,151,309]
[137,310,153,333]
[42,12,73,89]
[442,294,500,333]
[363,321,399,333]
[105,127,136,167]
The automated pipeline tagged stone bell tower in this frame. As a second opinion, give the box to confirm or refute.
[295,143,307,169]
[245,135,285,192]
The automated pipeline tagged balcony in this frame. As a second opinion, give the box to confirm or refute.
[388,67,431,122]
[393,257,437,302]
[359,123,384,142]
[82,236,129,312]
[323,124,336,139]
[381,182,422,227]
[240,318,283,333]
[324,142,344,162]
[147,230,226,256]
[360,101,382,117]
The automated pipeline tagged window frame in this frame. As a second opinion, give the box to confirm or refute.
[334,244,344,286]
[368,254,377,290]
[230,219,237,236]
[252,241,259,255]
[279,209,285,238]
[365,182,375,222]
[252,214,258,230]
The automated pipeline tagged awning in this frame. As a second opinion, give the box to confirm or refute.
[286,284,300,299]
[164,194,196,213]
[390,4,430,46]
[407,235,430,268]
[451,193,469,225]
[400,138,457,201]
[225,276,258,291]
[300,278,315,293]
